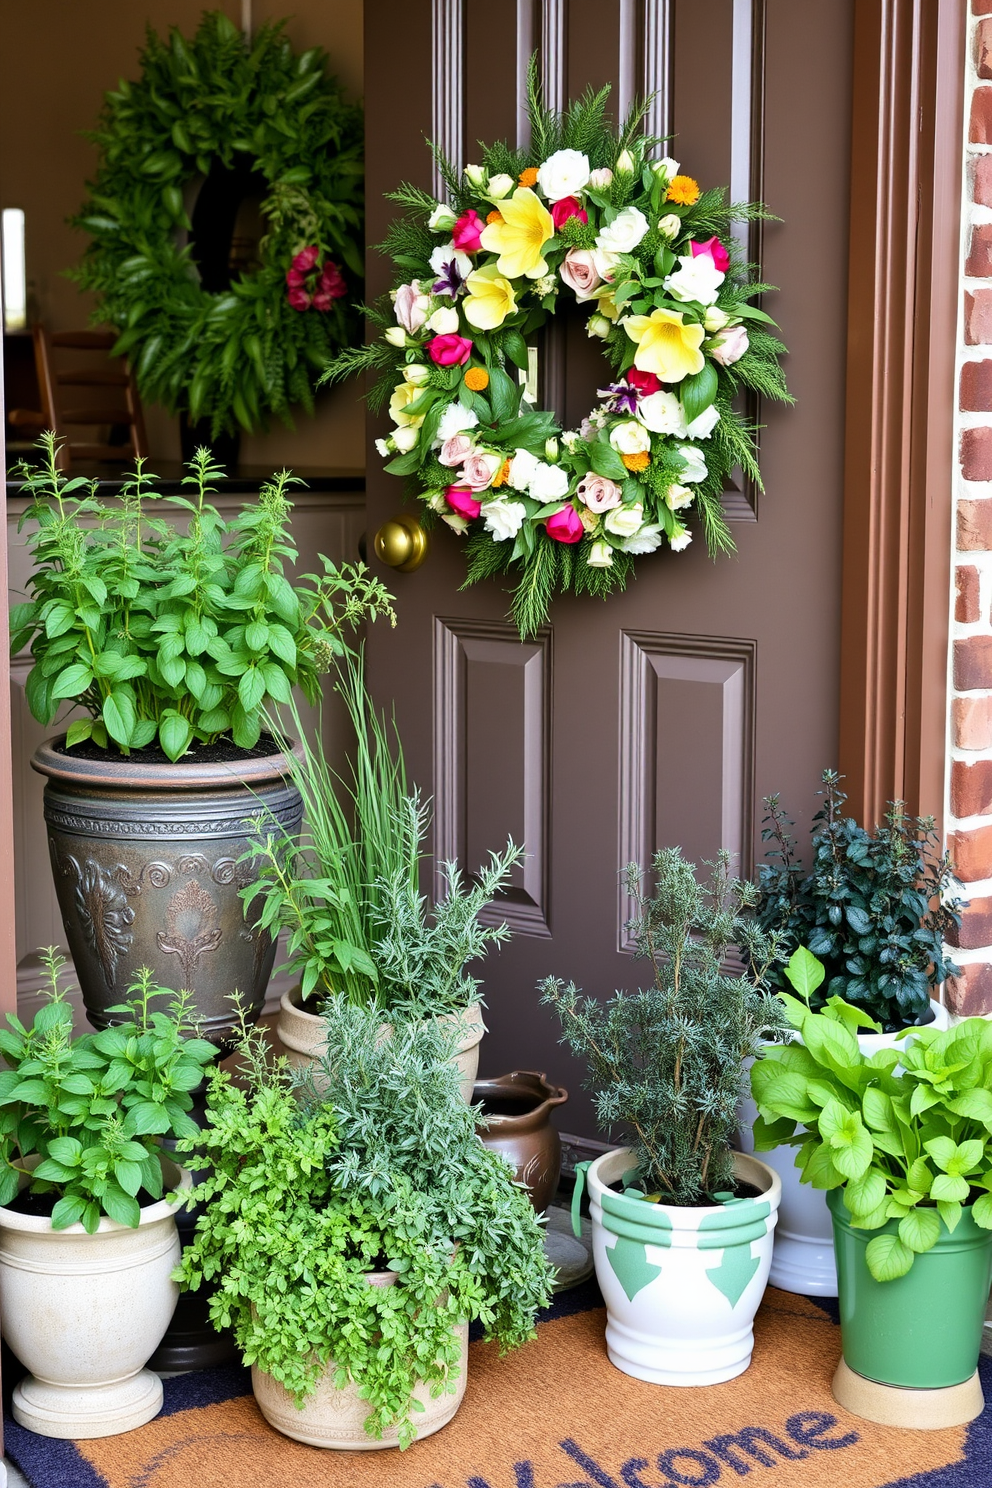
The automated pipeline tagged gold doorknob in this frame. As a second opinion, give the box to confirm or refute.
[373,513,428,572]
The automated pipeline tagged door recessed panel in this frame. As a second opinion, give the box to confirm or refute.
[619,631,755,948]
[434,618,551,936]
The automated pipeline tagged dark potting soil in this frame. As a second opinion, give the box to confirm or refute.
[54,732,282,766]
[608,1177,763,1206]
[4,1185,162,1218]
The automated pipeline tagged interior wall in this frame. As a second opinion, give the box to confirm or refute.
[0,0,365,470]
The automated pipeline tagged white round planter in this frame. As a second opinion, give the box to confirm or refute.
[584,1148,780,1387]
[252,1269,468,1449]
[741,997,949,1297]
[0,1162,190,1439]
[276,986,485,1102]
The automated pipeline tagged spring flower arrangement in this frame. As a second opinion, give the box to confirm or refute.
[328,70,789,636]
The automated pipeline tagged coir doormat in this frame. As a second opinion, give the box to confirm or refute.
[5,1283,992,1488]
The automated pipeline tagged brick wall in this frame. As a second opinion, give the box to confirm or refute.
[947,2,992,1017]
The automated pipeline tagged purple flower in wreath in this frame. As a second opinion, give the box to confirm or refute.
[430,245,471,298]
[597,380,642,417]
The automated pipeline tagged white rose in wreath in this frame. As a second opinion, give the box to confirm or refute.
[508,448,540,492]
[537,149,591,202]
[392,425,420,453]
[435,403,479,446]
[528,461,571,502]
[427,305,460,335]
[638,391,688,437]
[675,444,708,483]
[670,527,693,551]
[664,253,725,307]
[609,420,651,456]
[483,498,528,541]
[604,503,645,538]
[595,206,649,257]
[586,539,614,568]
[686,404,721,440]
[623,523,665,554]
[666,484,695,511]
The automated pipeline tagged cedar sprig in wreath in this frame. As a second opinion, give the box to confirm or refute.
[71,11,363,437]
[328,66,790,638]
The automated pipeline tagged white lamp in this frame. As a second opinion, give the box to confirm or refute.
[2,207,27,333]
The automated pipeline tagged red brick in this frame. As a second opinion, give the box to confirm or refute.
[946,963,992,1017]
[977,0,992,15]
[979,19,992,77]
[949,897,992,949]
[954,695,992,749]
[967,290,992,344]
[955,635,992,689]
[951,824,992,880]
[958,499,992,549]
[956,565,981,622]
[976,156,992,208]
[972,88,992,145]
[968,222,992,276]
[952,759,992,816]
[962,427,992,480]
[961,361,992,411]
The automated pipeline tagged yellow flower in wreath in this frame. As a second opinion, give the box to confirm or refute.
[480,188,554,279]
[463,264,518,330]
[623,308,705,383]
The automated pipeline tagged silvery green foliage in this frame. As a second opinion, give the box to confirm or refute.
[369,827,524,1017]
[541,849,786,1204]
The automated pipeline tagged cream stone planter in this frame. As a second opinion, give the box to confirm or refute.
[740,997,949,1298]
[578,1147,780,1387]
[252,1270,469,1449]
[0,1162,190,1438]
[276,986,485,1102]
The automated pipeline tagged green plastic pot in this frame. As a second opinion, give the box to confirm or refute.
[828,1187,992,1388]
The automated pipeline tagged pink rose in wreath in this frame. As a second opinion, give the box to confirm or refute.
[627,369,661,398]
[576,474,623,513]
[546,504,584,543]
[690,236,731,275]
[439,433,476,467]
[551,196,589,229]
[428,333,473,367]
[446,485,482,519]
[452,210,486,253]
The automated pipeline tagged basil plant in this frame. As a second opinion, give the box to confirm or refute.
[751,948,992,1281]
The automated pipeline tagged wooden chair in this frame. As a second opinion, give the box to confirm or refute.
[7,326,148,469]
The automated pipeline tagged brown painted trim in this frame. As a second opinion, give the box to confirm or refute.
[839,0,966,831]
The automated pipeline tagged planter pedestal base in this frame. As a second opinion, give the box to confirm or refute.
[832,1358,984,1429]
[13,1367,163,1439]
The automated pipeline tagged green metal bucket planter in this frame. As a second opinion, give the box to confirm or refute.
[828,1187,992,1389]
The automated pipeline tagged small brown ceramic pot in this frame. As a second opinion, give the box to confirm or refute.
[474,1071,567,1213]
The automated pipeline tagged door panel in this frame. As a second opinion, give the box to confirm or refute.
[365,0,852,1134]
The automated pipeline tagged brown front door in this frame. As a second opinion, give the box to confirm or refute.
[363,0,853,1134]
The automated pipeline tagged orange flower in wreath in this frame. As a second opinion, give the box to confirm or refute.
[518,166,539,188]
[666,175,700,206]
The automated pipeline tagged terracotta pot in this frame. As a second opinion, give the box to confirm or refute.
[0,1160,191,1438]
[251,1270,468,1449]
[474,1071,567,1213]
[32,735,303,1047]
[276,986,485,1102]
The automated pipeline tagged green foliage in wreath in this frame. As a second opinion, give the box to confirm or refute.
[70,11,363,436]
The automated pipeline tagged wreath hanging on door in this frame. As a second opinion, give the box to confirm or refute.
[70,11,363,436]
[329,68,790,638]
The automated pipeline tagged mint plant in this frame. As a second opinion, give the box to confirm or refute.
[752,951,992,1280]
[10,433,394,760]
[0,951,216,1231]
[756,770,961,1030]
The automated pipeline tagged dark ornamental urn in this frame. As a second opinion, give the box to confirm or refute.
[474,1071,568,1213]
[32,736,303,1046]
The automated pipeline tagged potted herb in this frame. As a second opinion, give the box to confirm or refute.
[176,1000,552,1449]
[0,951,215,1438]
[745,774,963,1297]
[10,433,393,1043]
[541,849,786,1386]
[246,652,522,1095]
[751,975,992,1426]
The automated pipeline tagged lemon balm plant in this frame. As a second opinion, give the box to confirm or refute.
[11,433,393,760]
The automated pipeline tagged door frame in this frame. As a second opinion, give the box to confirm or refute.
[838,0,966,831]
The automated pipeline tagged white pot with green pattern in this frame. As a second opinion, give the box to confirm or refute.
[574,1147,781,1386]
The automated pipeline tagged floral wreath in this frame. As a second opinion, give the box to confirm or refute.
[331,71,790,637]
[72,12,364,437]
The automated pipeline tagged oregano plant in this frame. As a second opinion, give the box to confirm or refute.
[10,433,394,760]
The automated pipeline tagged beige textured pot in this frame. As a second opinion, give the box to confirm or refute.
[0,1161,190,1439]
[251,1269,469,1449]
[276,986,485,1102]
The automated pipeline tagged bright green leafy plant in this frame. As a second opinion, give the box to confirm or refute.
[756,770,961,1030]
[0,951,216,1231]
[176,1002,552,1448]
[10,435,394,759]
[751,951,992,1280]
[541,848,786,1204]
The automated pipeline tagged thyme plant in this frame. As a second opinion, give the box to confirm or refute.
[541,849,786,1204]
[10,434,394,759]
[756,770,962,1029]
[177,1004,552,1447]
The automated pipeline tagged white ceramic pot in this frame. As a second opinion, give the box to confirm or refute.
[741,997,949,1297]
[252,1269,468,1449]
[0,1162,190,1438]
[276,986,485,1102]
[582,1148,780,1387]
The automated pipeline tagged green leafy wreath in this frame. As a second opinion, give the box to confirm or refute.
[71,11,363,436]
[330,72,790,637]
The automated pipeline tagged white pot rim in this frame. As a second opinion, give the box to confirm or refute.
[0,1159,191,1236]
[586,1146,782,1220]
